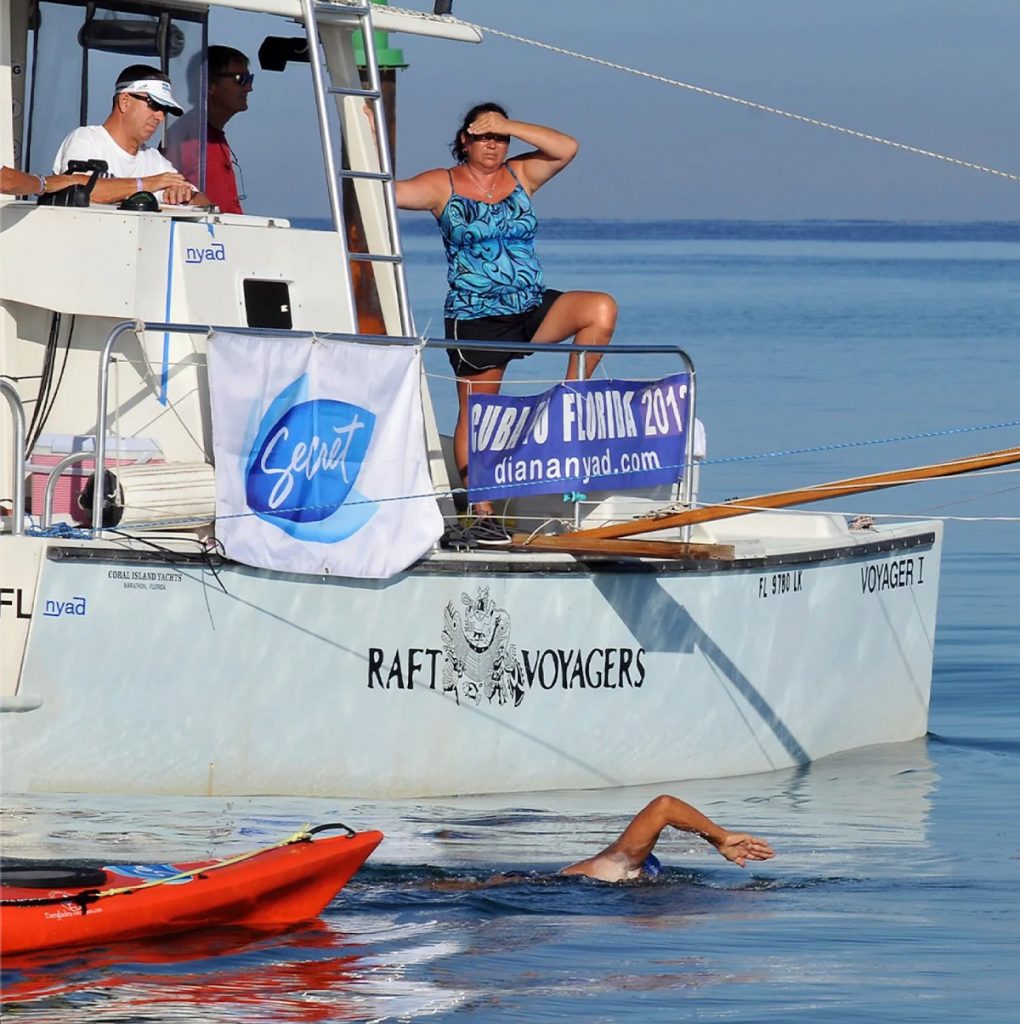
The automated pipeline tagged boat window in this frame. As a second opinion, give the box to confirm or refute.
[23,0,205,184]
[243,280,294,330]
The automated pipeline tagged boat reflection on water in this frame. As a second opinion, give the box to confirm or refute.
[0,916,467,1018]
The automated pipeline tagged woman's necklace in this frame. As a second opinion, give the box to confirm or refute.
[464,164,500,200]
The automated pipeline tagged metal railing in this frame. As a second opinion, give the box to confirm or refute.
[1,378,27,535]
[421,336,699,534]
[40,450,96,528]
[82,320,696,541]
[90,320,426,533]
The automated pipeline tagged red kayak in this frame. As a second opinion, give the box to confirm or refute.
[0,823,382,957]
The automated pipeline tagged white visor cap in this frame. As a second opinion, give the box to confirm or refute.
[116,78,183,116]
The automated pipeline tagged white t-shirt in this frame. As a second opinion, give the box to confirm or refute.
[53,125,177,180]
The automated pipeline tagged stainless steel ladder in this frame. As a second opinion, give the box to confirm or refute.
[300,0,414,336]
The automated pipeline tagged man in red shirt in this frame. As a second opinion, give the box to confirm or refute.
[167,46,253,214]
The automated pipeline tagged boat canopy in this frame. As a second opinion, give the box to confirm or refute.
[3,0,479,179]
[17,1,207,179]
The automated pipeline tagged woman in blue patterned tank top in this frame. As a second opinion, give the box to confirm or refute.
[396,103,618,536]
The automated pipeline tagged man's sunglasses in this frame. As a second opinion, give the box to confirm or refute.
[211,72,255,87]
[128,93,174,114]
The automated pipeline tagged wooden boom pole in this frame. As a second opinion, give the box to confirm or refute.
[516,443,1020,547]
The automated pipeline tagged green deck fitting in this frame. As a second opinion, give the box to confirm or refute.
[354,0,407,69]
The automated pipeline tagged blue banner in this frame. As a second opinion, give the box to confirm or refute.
[467,373,691,501]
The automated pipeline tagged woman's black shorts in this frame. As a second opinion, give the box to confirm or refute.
[444,289,563,378]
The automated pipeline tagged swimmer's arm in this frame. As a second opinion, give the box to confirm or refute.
[711,832,776,868]
[561,795,775,881]
[563,795,731,879]
[619,796,776,868]
[649,797,775,867]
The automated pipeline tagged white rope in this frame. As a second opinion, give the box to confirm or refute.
[390,6,1020,185]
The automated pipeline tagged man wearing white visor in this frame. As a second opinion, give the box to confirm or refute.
[53,64,211,207]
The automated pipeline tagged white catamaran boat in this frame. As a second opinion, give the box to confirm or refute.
[0,0,958,798]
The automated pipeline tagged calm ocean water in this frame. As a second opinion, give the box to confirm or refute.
[2,221,1019,1021]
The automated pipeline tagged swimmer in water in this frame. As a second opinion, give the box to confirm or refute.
[560,794,775,882]
[427,794,775,890]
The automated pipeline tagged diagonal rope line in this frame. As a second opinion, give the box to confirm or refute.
[701,418,1020,465]
[387,6,1020,184]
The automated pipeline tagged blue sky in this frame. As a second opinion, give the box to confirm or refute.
[212,1,1020,221]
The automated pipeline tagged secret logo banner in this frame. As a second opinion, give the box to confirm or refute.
[467,374,691,501]
[208,332,442,578]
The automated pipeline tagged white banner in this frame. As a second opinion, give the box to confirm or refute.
[208,333,443,578]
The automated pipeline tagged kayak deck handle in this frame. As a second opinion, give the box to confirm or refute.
[301,822,357,840]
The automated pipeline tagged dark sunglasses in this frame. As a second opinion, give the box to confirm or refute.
[211,71,255,87]
[469,132,510,144]
[128,92,173,114]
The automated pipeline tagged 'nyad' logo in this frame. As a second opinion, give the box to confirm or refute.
[185,242,226,264]
[43,596,86,618]
[245,375,377,542]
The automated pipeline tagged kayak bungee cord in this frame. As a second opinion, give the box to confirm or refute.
[0,822,358,913]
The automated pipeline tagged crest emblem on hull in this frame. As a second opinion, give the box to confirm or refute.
[442,587,525,707]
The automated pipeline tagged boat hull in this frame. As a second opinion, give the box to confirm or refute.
[0,830,384,956]
[1,522,941,797]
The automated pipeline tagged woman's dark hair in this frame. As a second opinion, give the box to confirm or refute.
[450,102,508,162]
